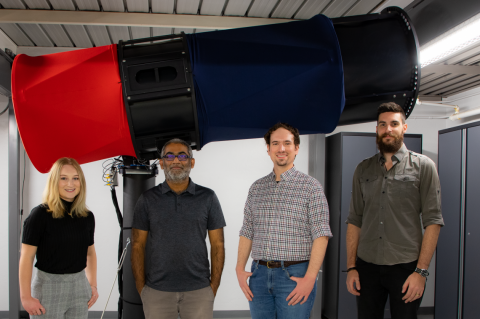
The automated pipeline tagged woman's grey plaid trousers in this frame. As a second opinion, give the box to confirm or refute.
[31,269,91,319]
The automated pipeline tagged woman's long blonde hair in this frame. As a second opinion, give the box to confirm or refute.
[43,157,89,218]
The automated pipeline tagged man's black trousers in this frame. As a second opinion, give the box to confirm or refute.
[356,258,423,319]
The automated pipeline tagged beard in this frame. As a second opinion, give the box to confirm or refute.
[376,132,404,154]
[164,164,191,182]
[275,157,288,167]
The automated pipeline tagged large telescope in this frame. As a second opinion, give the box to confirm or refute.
[10,6,420,319]
[12,6,419,173]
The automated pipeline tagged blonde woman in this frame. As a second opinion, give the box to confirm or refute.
[19,157,98,318]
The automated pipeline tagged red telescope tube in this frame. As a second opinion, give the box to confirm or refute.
[12,44,136,173]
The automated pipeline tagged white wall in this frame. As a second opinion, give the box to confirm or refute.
[6,135,310,312]
[0,28,18,311]
[0,42,310,312]
[4,39,480,313]
[191,137,310,310]
[0,94,11,311]
[2,110,452,311]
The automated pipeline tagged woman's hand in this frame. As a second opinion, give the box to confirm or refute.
[88,286,99,308]
[22,296,46,316]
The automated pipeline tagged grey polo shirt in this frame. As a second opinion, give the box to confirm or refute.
[132,179,226,292]
[346,144,444,266]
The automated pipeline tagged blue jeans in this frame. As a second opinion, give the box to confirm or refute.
[248,260,316,319]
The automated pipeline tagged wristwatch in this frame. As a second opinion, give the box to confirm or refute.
[414,267,429,278]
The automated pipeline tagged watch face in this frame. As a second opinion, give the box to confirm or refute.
[415,268,429,277]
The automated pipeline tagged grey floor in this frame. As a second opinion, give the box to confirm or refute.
[155,315,432,319]
[82,312,435,319]
[80,315,434,319]
[103,316,432,319]
[0,315,433,319]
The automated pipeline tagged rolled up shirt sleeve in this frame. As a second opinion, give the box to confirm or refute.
[308,181,333,240]
[419,157,444,228]
[239,186,254,240]
[346,164,364,228]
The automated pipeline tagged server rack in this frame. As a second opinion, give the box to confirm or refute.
[436,121,480,319]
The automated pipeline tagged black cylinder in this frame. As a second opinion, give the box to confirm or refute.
[118,34,200,162]
[333,6,420,125]
[122,167,156,318]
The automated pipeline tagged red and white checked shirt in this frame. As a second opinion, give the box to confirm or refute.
[239,166,332,261]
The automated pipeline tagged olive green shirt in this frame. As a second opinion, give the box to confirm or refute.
[347,144,444,265]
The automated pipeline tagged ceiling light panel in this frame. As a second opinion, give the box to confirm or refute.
[85,25,111,46]
[345,0,381,17]
[248,0,278,18]
[108,26,130,43]
[421,12,480,68]
[152,27,172,36]
[174,28,194,34]
[151,0,174,13]
[18,23,54,46]
[294,0,330,19]
[322,0,358,18]
[224,0,251,16]
[176,0,200,14]
[131,26,150,39]
[76,0,100,11]
[0,23,34,45]
[101,0,125,12]
[126,0,149,12]
[42,24,73,47]
[63,25,93,48]
[0,0,25,9]
[200,0,226,16]
[271,0,304,19]
[24,0,49,9]
[49,0,76,10]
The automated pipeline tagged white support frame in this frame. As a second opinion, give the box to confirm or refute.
[0,9,294,30]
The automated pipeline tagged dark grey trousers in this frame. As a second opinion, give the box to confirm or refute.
[31,269,91,319]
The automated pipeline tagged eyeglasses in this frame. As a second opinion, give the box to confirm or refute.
[162,154,191,161]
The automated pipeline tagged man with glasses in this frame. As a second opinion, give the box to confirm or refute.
[236,123,332,319]
[131,138,226,319]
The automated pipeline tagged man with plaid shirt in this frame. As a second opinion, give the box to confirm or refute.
[236,123,332,319]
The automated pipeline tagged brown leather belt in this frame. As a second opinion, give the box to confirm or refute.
[257,260,309,268]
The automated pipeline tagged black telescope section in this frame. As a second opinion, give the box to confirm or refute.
[117,8,419,161]
[332,6,420,125]
[118,33,200,161]
[120,157,157,319]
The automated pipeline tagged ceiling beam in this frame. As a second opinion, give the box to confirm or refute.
[0,9,295,30]
[422,64,480,76]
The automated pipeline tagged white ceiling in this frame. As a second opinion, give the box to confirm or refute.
[5,0,480,100]
[0,0,414,48]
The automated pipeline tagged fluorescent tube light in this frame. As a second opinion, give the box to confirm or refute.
[420,12,480,68]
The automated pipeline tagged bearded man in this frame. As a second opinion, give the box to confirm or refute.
[345,102,444,319]
[131,138,226,319]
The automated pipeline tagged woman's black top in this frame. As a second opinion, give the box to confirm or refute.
[22,200,95,274]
